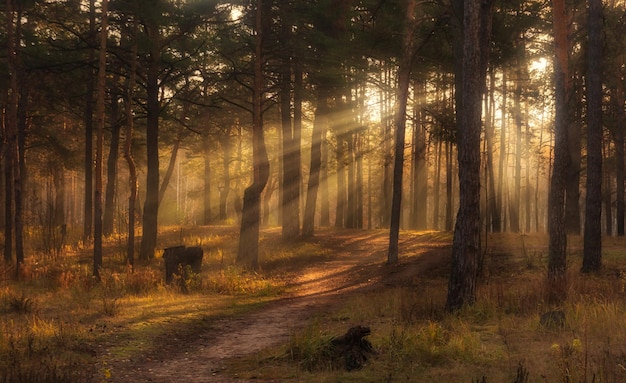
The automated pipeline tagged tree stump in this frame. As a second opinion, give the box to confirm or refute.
[163,246,203,284]
[329,325,374,371]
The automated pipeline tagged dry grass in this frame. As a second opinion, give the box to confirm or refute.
[0,225,307,383]
[248,232,626,383]
[3,228,626,383]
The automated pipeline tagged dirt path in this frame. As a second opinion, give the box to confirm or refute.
[104,229,450,382]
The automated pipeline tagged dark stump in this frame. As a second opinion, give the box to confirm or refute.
[163,246,203,284]
[330,325,374,371]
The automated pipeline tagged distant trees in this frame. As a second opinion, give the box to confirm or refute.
[0,0,624,297]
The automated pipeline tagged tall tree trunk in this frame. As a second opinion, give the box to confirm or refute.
[15,82,25,270]
[603,140,613,235]
[280,11,300,239]
[84,0,96,241]
[302,89,329,237]
[219,132,231,221]
[320,126,330,226]
[4,0,17,264]
[355,131,364,228]
[582,0,603,272]
[485,67,500,232]
[613,83,625,236]
[381,65,393,229]
[510,52,523,233]
[335,133,346,228]
[124,15,138,268]
[93,0,108,279]
[433,139,442,230]
[103,88,120,236]
[566,76,582,235]
[388,0,418,264]
[203,133,212,225]
[139,18,161,261]
[237,0,270,269]
[498,68,507,232]
[547,0,571,303]
[445,140,453,231]
[411,77,428,230]
[157,125,184,206]
[446,0,493,312]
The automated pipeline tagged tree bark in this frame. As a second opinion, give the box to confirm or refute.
[446,0,492,312]
[547,0,571,303]
[582,0,603,273]
[302,90,329,237]
[237,0,270,269]
[139,17,161,261]
[103,87,120,237]
[219,130,232,221]
[388,0,418,264]
[280,7,300,239]
[4,0,17,265]
[614,84,625,236]
[83,0,96,242]
[203,133,212,225]
[124,15,138,268]
[93,0,108,279]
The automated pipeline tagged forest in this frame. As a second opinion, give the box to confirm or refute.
[1,0,626,382]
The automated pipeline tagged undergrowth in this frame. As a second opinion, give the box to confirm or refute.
[0,226,314,383]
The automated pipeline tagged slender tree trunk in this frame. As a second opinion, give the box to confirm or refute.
[613,84,625,236]
[445,141,453,231]
[237,0,270,269]
[411,78,428,230]
[355,131,364,228]
[15,83,25,270]
[84,0,96,242]
[302,90,329,237]
[158,125,184,206]
[511,53,523,233]
[603,140,613,235]
[219,133,231,221]
[124,15,138,268]
[498,68,507,232]
[433,139,442,230]
[93,0,108,279]
[382,65,393,229]
[280,13,300,239]
[446,0,493,312]
[320,125,330,226]
[4,0,16,265]
[485,67,500,232]
[582,0,603,272]
[103,89,120,236]
[547,0,571,303]
[203,133,212,225]
[335,133,346,228]
[139,18,161,261]
[388,0,418,264]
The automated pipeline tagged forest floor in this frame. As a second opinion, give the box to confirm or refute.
[101,228,452,382]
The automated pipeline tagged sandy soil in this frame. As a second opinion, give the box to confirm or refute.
[102,229,450,382]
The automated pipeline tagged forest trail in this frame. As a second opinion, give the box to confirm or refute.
[103,228,451,382]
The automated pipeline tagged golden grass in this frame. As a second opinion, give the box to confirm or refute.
[245,232,626,383]
[0,225,317,382]
[3,228,626,382]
